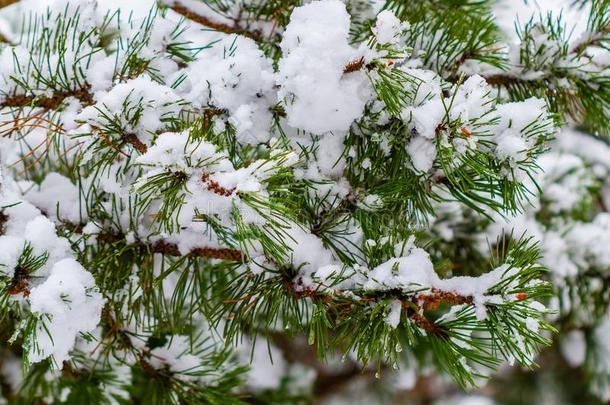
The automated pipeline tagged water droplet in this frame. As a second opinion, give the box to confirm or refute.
[375,371,380,379]
[395,344,403,353]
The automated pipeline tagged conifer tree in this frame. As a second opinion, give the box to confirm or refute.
[0,0,607,403]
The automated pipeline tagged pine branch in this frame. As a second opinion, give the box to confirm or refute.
[0,1,591,400]
[287,282,479,336]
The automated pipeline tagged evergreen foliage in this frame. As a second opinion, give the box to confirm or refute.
[0,0,607,403]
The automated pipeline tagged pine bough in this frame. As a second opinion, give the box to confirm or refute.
[0,0,607,403]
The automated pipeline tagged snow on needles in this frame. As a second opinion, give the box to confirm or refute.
[373,10,409,45]
[28,259,105,364]
[0,0,556,373]
[0,173,104,366]
[404,74,551,174]
[277,0,371,134]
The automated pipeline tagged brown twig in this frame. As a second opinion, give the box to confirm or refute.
[94,230,244,261]
[343,57,366,74]
[1,88,94,110]
[483,74,522,87]
[91,126,149,155]
[170,2,260,40]
[407,289,474,335]
[152,240,244,261]
[122,133,148,154]
[201,173,235,197]
[0,0,19,43]
[416,288,473,311]
[343,57,377,74]
[0,0,18,9]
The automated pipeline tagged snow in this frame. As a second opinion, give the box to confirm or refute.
[148,335,202,381]
[363,247,438,291]
[23,216,72,267]
[448,76,492,124]
[494,0,588,43]
[407,136,437,172]
[238,338,287,390]
[404,97,445,139]
[0,188,71,279]
[277,0,371,134]
[78,75,183,140]
[561,330,586,367]
[0,236,24,279]
[494,98,548,135]
[0,174,103,366]
[25,173,85,224]
[556,128,610,172]
[287,223,338,279]
[373,10,408,45]
[403,74,551,174]
[542,231,578,280]
[28,258,105,365]
[495,134,527,164]
[173,35,276,144]
[385,299,402,328]
[487,94,550,167]
[136,130,226,171]
[537,153,594,213]
[564,214,610,271]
